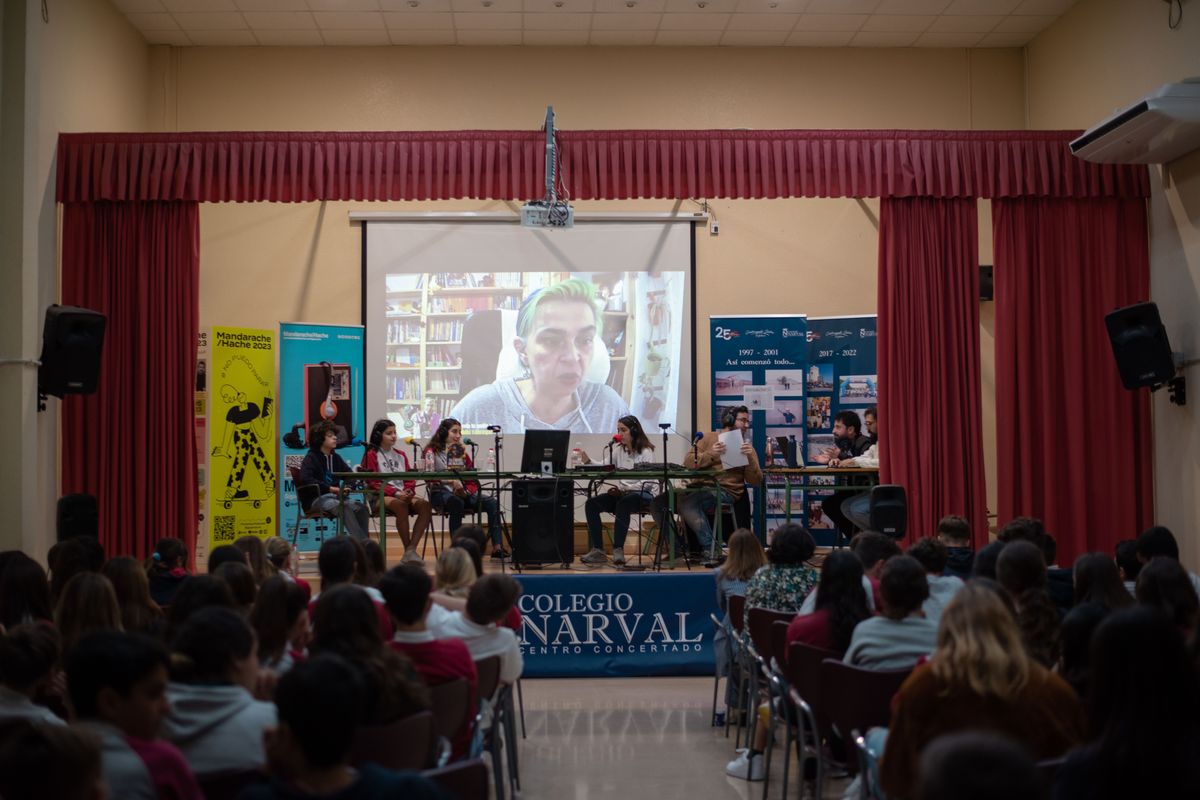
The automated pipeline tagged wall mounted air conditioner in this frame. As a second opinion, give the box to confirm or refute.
[1070,79,1200,164]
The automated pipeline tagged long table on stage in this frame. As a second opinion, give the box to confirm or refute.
[336,468,723,567]
[760,466,880,544]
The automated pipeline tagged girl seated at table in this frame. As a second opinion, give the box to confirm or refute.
[360,418,434,565]
[578,415,657,566]
[424,419,506,559]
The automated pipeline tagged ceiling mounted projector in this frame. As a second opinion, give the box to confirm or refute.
[1070,79,1200,165]
[522,106,574,230]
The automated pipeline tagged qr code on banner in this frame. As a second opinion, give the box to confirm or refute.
[213,515,236,543]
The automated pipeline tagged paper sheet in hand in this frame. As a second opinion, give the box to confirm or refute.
[719,429,748,469]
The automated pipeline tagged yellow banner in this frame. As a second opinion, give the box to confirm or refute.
[208,326,277,550]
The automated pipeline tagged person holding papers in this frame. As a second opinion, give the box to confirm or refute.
[652,405,763,560]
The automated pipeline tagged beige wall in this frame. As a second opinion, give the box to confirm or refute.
[1,0,148,559]
[177,45,1019,526]
[1027,0,1200,569]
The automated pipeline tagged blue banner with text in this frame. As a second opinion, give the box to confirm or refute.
[514,572,719,678]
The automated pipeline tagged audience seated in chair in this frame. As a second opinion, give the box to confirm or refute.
[934,515,974,580]
[0,624,65,727]
[1052,606,1200,800]
[1134,555,1200,642]
[249,575,311,675]
[1071,552,1133,612]
[996,540,1061,668]
[915,731,1042,800]
[145,537,191,608]
[787,549,871,656]
[1136,524,1200,599]
[427,574,524,686]
[0,718,106,800]
[161,607,278,778]
[742,524,819,631]
[380,564,479,759]
[905,538,965,625]
[310,537,394,640]
[66,630,202,800]
[799,531,900,614]
[238,654,450,800]
[879,583,1084,799]
[844,555,938,670]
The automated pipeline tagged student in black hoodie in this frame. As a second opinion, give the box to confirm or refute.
[936,514,976,579]
[298,421,371,540]
[816,410,874,542]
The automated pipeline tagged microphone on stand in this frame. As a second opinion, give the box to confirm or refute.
[463,438,479,466]
[605,433,621,464]
[404,437,422,463]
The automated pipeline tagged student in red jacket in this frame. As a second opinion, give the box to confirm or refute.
[379,565,477,759]
[361,419,434,564]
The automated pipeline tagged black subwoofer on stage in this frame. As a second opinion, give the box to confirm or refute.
[57,493,99,542]
[1105,302,1175,389]
[512,478,574,566]
[869,485,907,540]
[38,305,107,398]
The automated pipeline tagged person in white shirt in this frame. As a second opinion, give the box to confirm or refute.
[579,415,658,566]
[0,624,65,727]
[839,406,881,534]
[905,537,965,625]
[427,574,524,686]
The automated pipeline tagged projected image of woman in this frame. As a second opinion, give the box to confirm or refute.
[451,278,630,432]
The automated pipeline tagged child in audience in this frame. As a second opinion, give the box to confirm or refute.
[0,718,105,800]
[1071,552,1133,611]
[934,514,974,580]
[66,631,202,800]
[1135,556,1199,640]
[1057,602,1109,698]
[844,555,938,669]
[435,547,476,598]
[1113,538,1140,595]
[213,560,258,615]
[265,537,311,598]
[102,557,165,637]
[916,731,1041,800]
[787,549,870,655]
[379,564,478,758]
[165,575,236,640]
[311,537,393,639]
[0,624,64,725]
[742,524,819,630]
[880,583,1083,799]
[905,538,964,624]
[146,538,190,607]
[234,535,274,585]
[996,540,1061,667]
[309,585,430,725]
[0,553,53,630]
[162,607,277,778]
[238,655,450,800]
[250,575,311,674]
[428,574,524,686]
[1053,606,1200,799]
[55,572,123,654]
[1136,525,1200,599]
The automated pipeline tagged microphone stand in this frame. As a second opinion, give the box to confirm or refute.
[407,439,421,464]
[487,426,516,574]
[654,423,678,572]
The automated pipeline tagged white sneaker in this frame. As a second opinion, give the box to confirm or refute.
[612,550,626,565]
[725,752,765,781]
[580,548,608,565]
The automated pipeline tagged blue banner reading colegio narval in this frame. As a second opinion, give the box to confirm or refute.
[279,323,366,552]
[514,573,719,678]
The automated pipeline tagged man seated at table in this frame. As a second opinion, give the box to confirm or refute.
[651,405,763,562]
[822,407,877,540]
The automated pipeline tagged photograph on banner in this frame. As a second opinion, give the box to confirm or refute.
[807,434,835,464]
[278,323,366,553]
[742,385,775,411]
[839,374,878,403]
[208,327,277,548]
[364,222,694,436]
[714,371,753,396]
[807,499,835,529]
[765,400,803,426]
[806,364,834,393]
[806,397,832,430]
[764,369,804,396]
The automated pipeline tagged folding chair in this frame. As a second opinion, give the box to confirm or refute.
[429,677,471,765]
[349,710,436,771]
[819,659,913,775]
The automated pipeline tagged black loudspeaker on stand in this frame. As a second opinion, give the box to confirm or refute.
[511,479,573,567]
[57,493,99,542]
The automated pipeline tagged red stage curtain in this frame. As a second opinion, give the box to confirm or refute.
[60,201,200,563]
[57,130,1149,203]
[993,198,1153,563]
[878,197,988,548]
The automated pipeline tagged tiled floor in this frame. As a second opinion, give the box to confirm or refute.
[512,677,851,800]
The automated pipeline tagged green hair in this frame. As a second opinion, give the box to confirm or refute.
[515,279,602,339]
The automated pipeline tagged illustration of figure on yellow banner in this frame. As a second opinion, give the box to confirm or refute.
[212,384,276,507]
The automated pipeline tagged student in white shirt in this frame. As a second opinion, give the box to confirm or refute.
[427,574,524,686]
[579,415,658,566]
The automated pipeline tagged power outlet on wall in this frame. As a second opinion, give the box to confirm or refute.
[709,220,720,236]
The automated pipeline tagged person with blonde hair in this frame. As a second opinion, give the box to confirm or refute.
[879,582,1084,799]
[713,529,765,715]
[435,548,476,598]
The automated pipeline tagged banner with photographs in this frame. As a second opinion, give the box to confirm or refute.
[803,315,878,545]
[207,327,278,550]
[279,323,366,552]
[710,315,809,542]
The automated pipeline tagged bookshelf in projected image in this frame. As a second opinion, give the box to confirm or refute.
[384,272,635,420]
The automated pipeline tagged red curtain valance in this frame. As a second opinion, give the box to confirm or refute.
[57,129,1149,204]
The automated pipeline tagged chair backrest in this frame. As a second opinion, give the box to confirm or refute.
[475,655,502,703]
[820,658,913,773]
[728,594,747,634]
[785,641,840,736]
[429,677,472,742]
[423,757,489,800]
[196,768,266,800]
[746,607,795,665]
[288,465,321,511]
[349,710,436,771]
[770,620,791,667]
